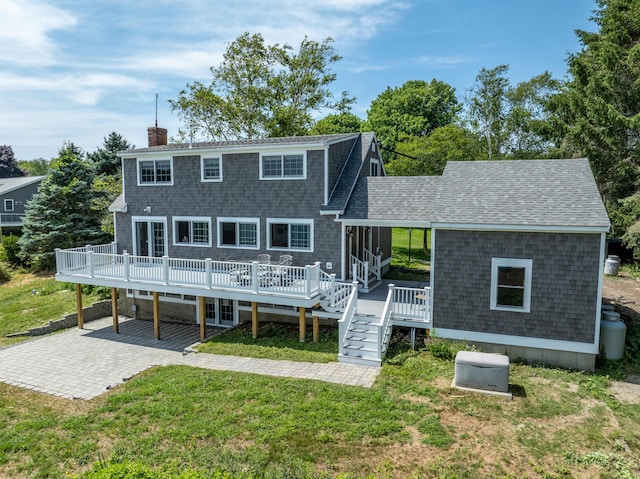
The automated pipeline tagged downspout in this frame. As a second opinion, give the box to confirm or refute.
[594,231,607,353]
[323,146,329,206]
[340,217,347,281]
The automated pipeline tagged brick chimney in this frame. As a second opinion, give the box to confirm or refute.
[147,126,168,147]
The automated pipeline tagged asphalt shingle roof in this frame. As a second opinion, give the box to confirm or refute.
[431,158,610,228]
[122,133,359,155]
[342,176,441,222]
[0,176,45,195]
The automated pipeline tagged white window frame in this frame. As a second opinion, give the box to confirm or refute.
[266,218,314,252]
[259,152,306,180]
[131,216,168,257]
[173,216,212,247]
[217,217,260,250]
[4,199,14,212]
[137,158,174,186]
[201,156,223,182]
[490,258,533,313]
[370,159,380,176]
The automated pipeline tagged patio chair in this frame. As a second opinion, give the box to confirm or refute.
[258,254,271,264]
[278,254,293,266]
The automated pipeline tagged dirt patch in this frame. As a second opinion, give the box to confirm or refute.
[609,375,640,404]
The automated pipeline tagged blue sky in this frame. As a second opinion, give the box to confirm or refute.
[1,0,597,161]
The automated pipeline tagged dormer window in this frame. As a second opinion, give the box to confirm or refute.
[261,153,305,179]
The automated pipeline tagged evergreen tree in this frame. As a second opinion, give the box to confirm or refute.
[561,0,640,210]
[18,142,110,270]
[87,132,132,176]
[0,145,25,178]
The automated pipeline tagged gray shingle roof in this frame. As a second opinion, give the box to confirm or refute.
[122,133,359,155]
[342,176,441,222]
[431,158,610,228]
[0,176,45,195]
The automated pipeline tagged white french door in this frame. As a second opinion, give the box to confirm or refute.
[132,217,167,257]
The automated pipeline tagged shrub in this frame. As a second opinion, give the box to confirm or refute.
[1,233,22,266]
[0,263,10,282]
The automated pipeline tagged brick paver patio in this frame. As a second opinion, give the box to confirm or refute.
[0,317,380,399]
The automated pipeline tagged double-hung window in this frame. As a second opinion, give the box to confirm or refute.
[217,218,259,249]
[267,219,313,252]
[490,258,533,313]
[201,157,222,181]
[4,199,14,211]
[138,159,173,185]
[261,153,305,179]
[173,217,211,247]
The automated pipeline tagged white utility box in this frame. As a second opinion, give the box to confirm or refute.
[454,351,510,393]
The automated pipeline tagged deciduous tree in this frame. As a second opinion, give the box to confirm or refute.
[365,79,460,162]
[170,33,353,140]
[0,145,25,178]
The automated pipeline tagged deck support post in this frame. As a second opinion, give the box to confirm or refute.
[153,291,160,340]
[75,283,84,329]
[111,287,119,333]
[252,302,258,338]
[199,296,206,341]
[313,315,319,343]
[299,307,306,342]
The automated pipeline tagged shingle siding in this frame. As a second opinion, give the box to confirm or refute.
[327,137,357,201]
[432,230,600,343]
[0,181,41,215]
[115,147,343,272]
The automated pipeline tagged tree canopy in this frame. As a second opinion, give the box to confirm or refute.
[87,132,132,177]
[310,112,363,135]
[365,79,461,162]
[170,32,353,141]
[18,142,109,270]
[0,145,25,178]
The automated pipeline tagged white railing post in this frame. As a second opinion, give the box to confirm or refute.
[111,242,117,255]
[205,258,212,289]
[163,256,170,284]
[305,264,312,298]
[252,261,259,293]
[329,273,336,306]
[123,253,130,281]
[87,250,94,278]
[363,262,369,290]
[424,286,430,323]
[376,252,382,280]
[55,248,62,274]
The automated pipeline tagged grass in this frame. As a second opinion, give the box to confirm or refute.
[0,345,638,479]
[0,268,105,346]
[197,321,338,363]
[386,228,430,282]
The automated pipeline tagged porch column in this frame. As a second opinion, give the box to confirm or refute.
[299,307,306,342]
[75,284,84,329]
[313,315,319,343]
[199,296,206,341]
[252,302,258,338]
[153,291,160,340]
[111,287,119,333]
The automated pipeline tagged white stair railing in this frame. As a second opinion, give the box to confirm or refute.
[377,284,396,359]
[350,254,369,290]
[337,282,359,357]
[363,248,381,280]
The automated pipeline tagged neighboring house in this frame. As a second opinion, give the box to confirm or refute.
[0,176,45,235]
[55,128,610,370]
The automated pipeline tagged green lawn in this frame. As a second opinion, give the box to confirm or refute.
[0,346,638,479]
[0,269,105,346]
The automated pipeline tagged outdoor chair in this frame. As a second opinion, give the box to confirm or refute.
[278,254,293,266]
[258,254,271,264]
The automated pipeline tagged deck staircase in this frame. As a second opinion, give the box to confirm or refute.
[340,313,389,366]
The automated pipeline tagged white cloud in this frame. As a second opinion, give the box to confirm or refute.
[0,0,76,65]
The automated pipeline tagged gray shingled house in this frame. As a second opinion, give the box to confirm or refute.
[0,176,45,235]
[55,130,610,370]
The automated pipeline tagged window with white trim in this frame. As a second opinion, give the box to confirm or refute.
[201,157,222,181]
[370,159,380,176]
[217,218,259,249]
[267,219,313,251]
[138,159,172,185]
[490,258,533,313]
[173,217,211,246]
[4,199,14,211]
[261,153,305,179]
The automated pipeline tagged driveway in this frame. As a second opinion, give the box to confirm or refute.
[0,317,379,399]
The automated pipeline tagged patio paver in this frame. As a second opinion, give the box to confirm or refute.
[0,317,380,399]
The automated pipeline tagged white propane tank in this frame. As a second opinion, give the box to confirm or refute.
[600,311,626,360]
[604,255,620,276]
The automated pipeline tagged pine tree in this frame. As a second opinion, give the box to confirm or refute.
[18,142,110,270]
[0,145,25,178]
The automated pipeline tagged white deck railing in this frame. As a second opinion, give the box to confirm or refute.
[55,245,324,299]
[390,285,431,323]
[319,271,353,311]
[350,254,369,290]
[363,247,381,280]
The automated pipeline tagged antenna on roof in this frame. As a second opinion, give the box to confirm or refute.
[154,93,159,128]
